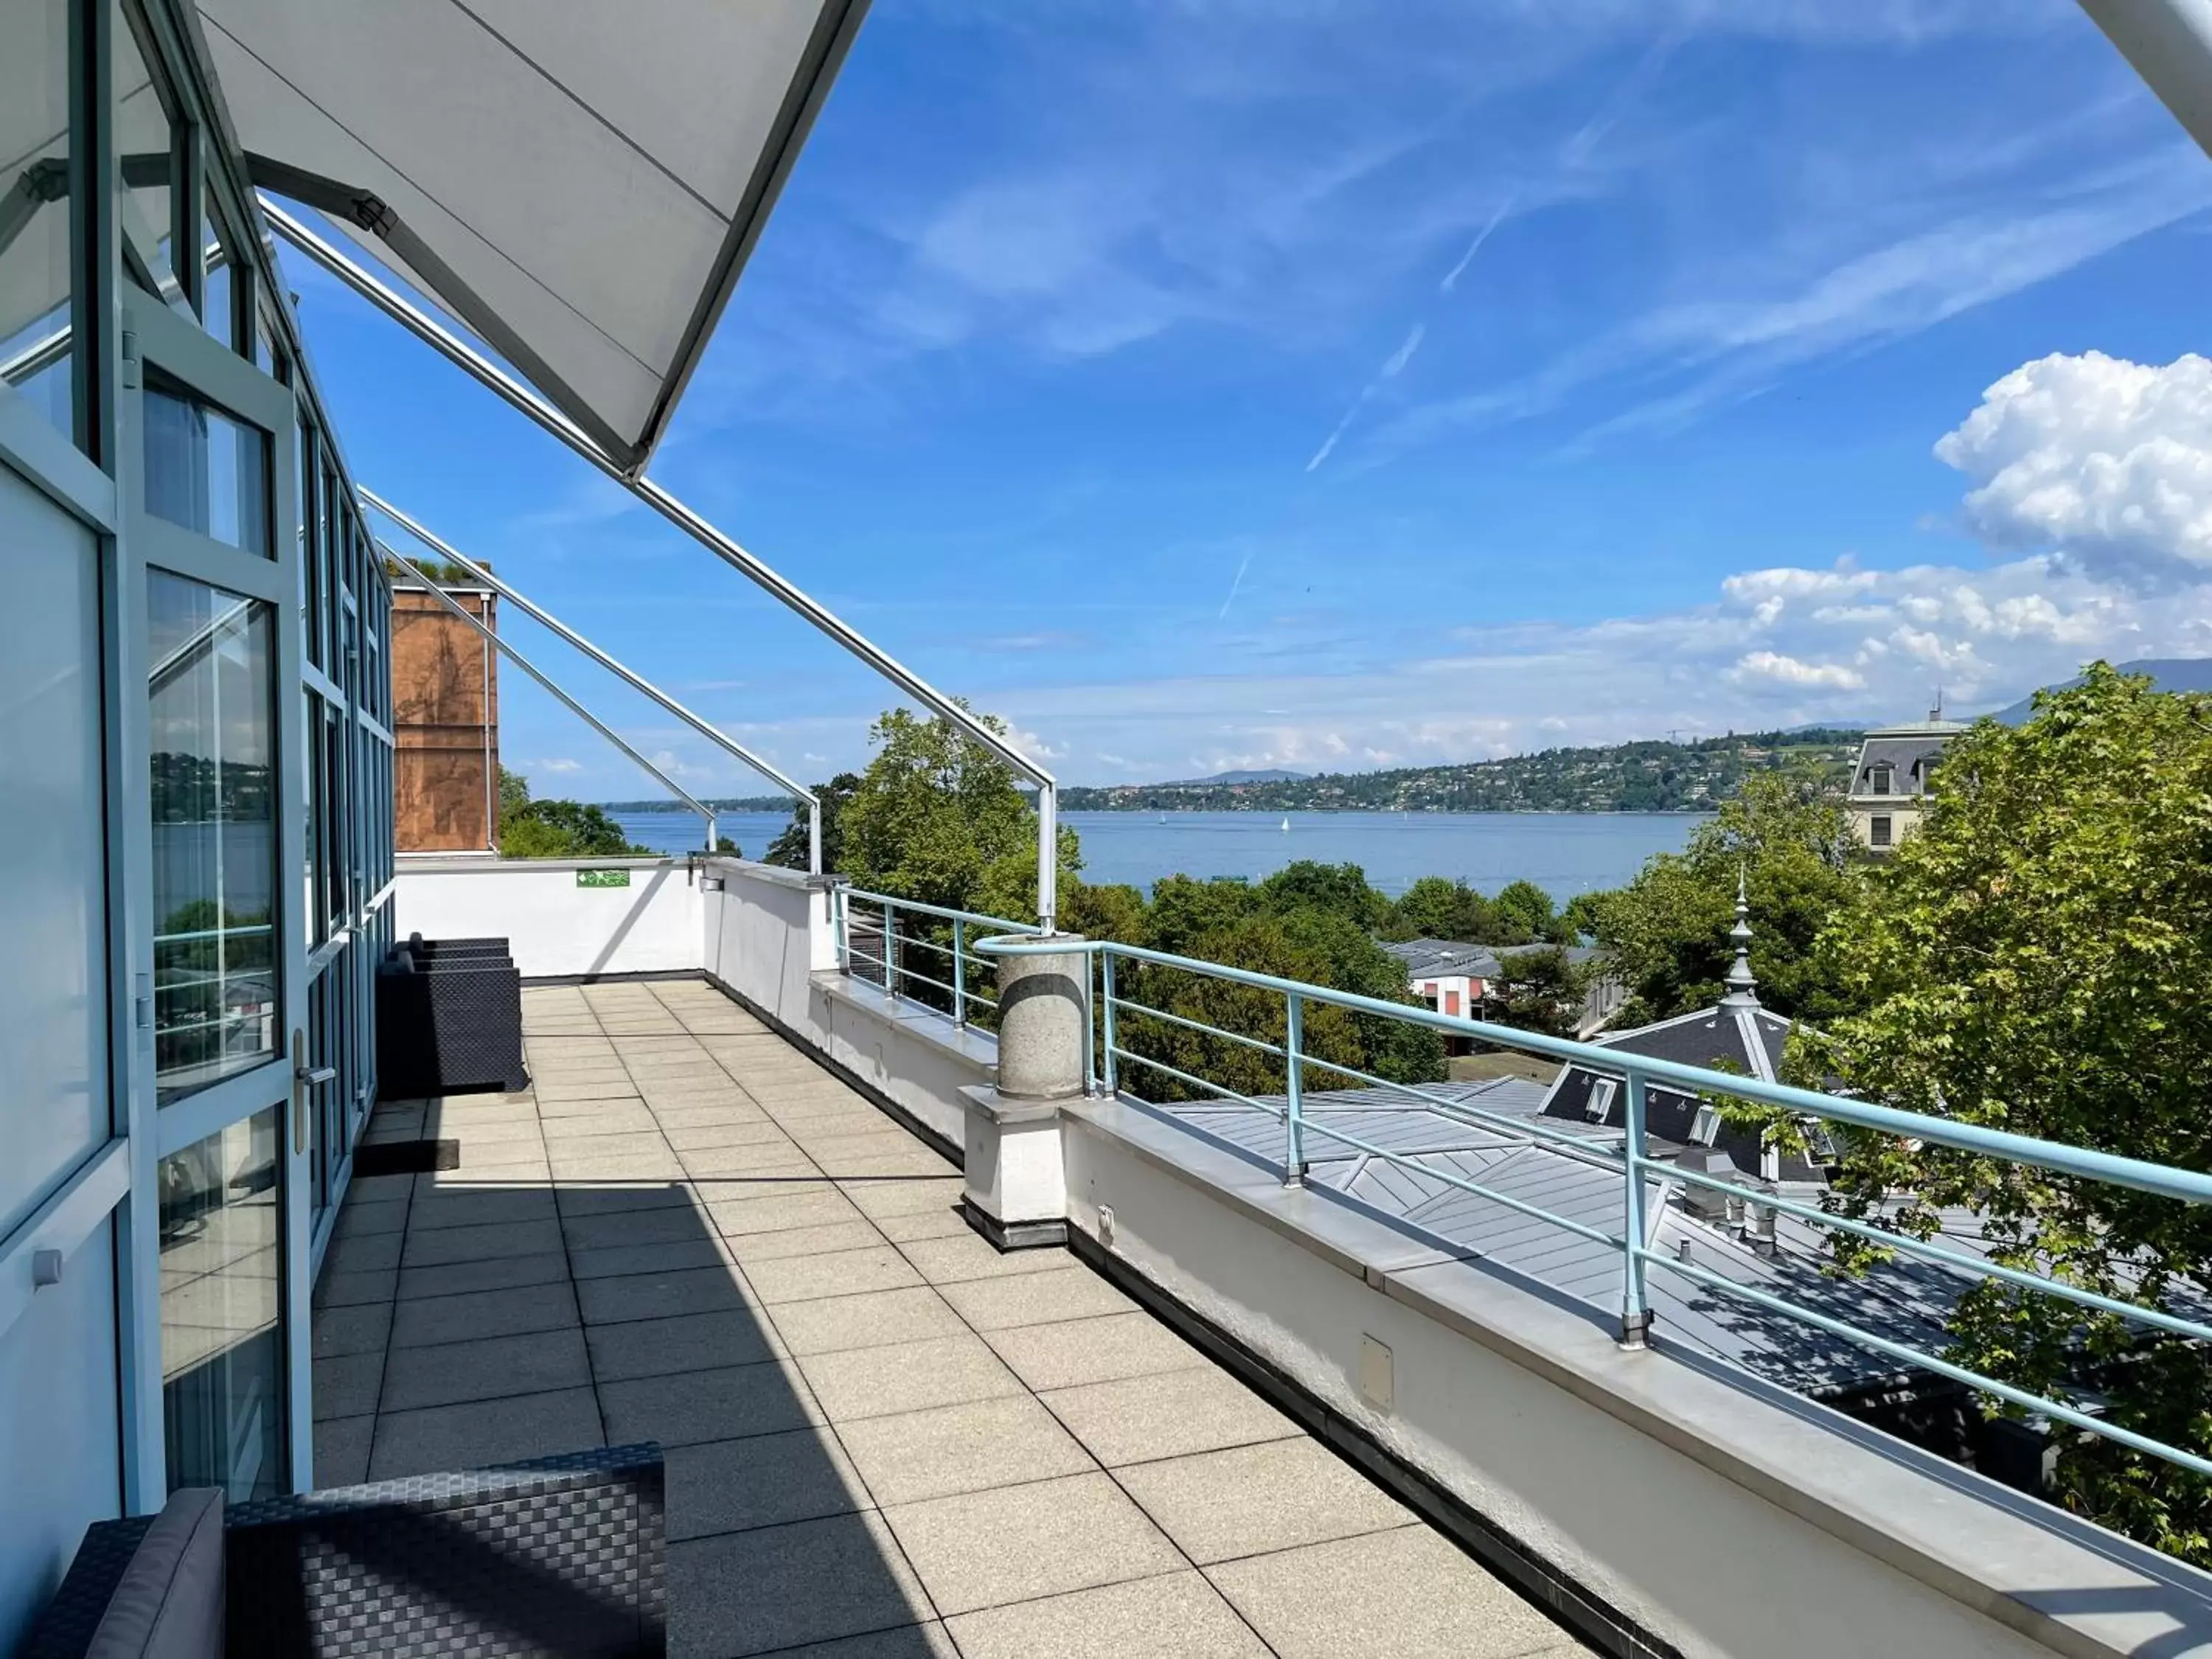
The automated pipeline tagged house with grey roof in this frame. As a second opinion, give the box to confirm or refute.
[1848,715,1965,852]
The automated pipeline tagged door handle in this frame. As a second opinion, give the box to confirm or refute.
[296,1065,338,1086]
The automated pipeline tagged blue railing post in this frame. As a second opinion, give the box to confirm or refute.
[1619,1069,1652,1349]
[1284,990,1307,1185]
[833,885,849,973]
[1081,948,1096,1095]
[1100,950,1119,1097]
[953,918,967,1026]
[882,901,897,997]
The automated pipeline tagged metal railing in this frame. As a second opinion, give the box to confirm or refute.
[832,888,1043,1029]
[967,933,2212,1486]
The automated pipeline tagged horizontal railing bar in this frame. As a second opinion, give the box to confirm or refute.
[1107,995,1287,1058]
[154,924,274,944]
[975,936,2212,1208]
[1110,1048,1282,1119]
[1656,1158,2212,1347]
[1649,1251,2212,1482]
[1287,1052,1641,1166]
[844,888,1040,934]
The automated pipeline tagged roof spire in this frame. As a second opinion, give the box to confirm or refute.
[1721,866,1760,1008]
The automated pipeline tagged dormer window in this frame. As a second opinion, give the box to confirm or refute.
[1586,1077,1618,1123]
[1869,762,1894,794]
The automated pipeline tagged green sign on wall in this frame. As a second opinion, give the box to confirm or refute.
[576,868,631,888]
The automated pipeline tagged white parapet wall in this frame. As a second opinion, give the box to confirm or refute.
[1059,1099,2212,1659]
[698,858,994,1147]
[393,855,704,978]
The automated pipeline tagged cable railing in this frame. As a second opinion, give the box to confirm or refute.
[832,887,1044,1029]
[967,932,2212,1487]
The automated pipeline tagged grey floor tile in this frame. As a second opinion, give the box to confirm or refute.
[869,1206,970,1245]
[330,1197,408,1238]
[666,1427,867,1540]
[894,1232,1070,1286]
[842,1179,967,1221]
[1116,1437,1413,1562]
[406,1187,558,1234]
[568,1237,730,1281]
[562,1201,716,1250]
[706,1189,868,1237]
[881,1471,1182,1618]
[312,1301,390,1360]
[312,1351,383,1421]
[313,1414,375,1488]
[554,1182,698,1221]
[397,1251,571,1302]
[599,1358,820,1447]
[380,1326,592,1411]
[669,1512,931,1659]
[366,1388,604,1480]
[945,1570,1270,1658]
[658,1118,787,1152]
[321,1228,405,1277]
[742,1245,923,1306]
[1040,1366,1296,1468]
[400,1217,564,1268]
[390,1280,579,1347]
[712,1624,956,1658]
[314,1267,397,1309]
[835,1394,1093,1506]
[577,1263,757,1326]
[936,1265,1134,1332]
[796,1333,1024,1424]
[768,1286,967,1357]
[584,1310,783,1382]
[981,1311,1206,1392]
[722,1220,885,1266]
[1206,1526,1583,1658]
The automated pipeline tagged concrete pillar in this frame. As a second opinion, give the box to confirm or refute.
[805,874,846,975]
[960,933,1086,1251]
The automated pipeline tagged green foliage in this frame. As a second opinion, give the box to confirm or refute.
[1787,664,2212,1562]
[766,772,858,872]
[498,766,532,824]
[1060,729,1865,813]
[1485,945,1591,1039]
[1382,875,1498,942]
[500,798,651,858]
[1493,878,1571,945]
[1254,860,1388,929]
[1593,771,1863,1023]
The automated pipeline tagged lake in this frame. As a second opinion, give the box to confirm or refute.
[611,807,1705,901]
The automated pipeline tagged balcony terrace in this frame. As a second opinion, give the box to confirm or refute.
[316,975,1588,1659]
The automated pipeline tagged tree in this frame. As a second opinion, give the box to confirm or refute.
[499,765,532,825]
[766,771,859,872]
[1595,771,1863,1023]
[1779,665,2212,1562]
[1255,861,1388,930]
[1384,876,1496,942]
[1492,878,1568,945]
[1485,945,1590,1038]
[500,798,650,858]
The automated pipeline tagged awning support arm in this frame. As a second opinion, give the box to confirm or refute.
[263,196,1058,928]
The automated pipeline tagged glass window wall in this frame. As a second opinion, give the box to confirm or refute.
[0,0,77,441]
[149,568,277,1102]
[114,0,182,305]
[143,372,271,555]
[159,1107,284,1501]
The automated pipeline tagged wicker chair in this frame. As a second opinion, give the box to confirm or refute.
[24,1445,664,1659]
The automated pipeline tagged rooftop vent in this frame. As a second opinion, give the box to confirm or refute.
[1677,1146,1741,1221]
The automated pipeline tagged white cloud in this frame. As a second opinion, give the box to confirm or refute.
[532,757,582,774]
[1935,349,2212,588]
[1730,651,1864,689]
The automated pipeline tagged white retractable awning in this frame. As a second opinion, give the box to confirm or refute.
[196,0,866,472]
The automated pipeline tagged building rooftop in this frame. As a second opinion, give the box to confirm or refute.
[316,981,1591,1657]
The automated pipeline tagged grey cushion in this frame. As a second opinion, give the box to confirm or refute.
[84,1489,224,1659]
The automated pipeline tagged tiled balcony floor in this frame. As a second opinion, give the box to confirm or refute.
[313,978,1590,1659]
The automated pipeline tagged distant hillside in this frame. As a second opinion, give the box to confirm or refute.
[1061,730,1864,813]
[1167,768,1310,785]
[1991,658,2212,726]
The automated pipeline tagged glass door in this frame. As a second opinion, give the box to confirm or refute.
[121,279,308,1502]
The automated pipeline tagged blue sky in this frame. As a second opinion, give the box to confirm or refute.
[287,0,2212,803]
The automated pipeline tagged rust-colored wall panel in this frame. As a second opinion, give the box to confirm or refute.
[391,588,498,852]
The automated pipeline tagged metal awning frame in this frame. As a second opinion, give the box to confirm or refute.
[263,196,1062,927]
[365,486,821,873]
